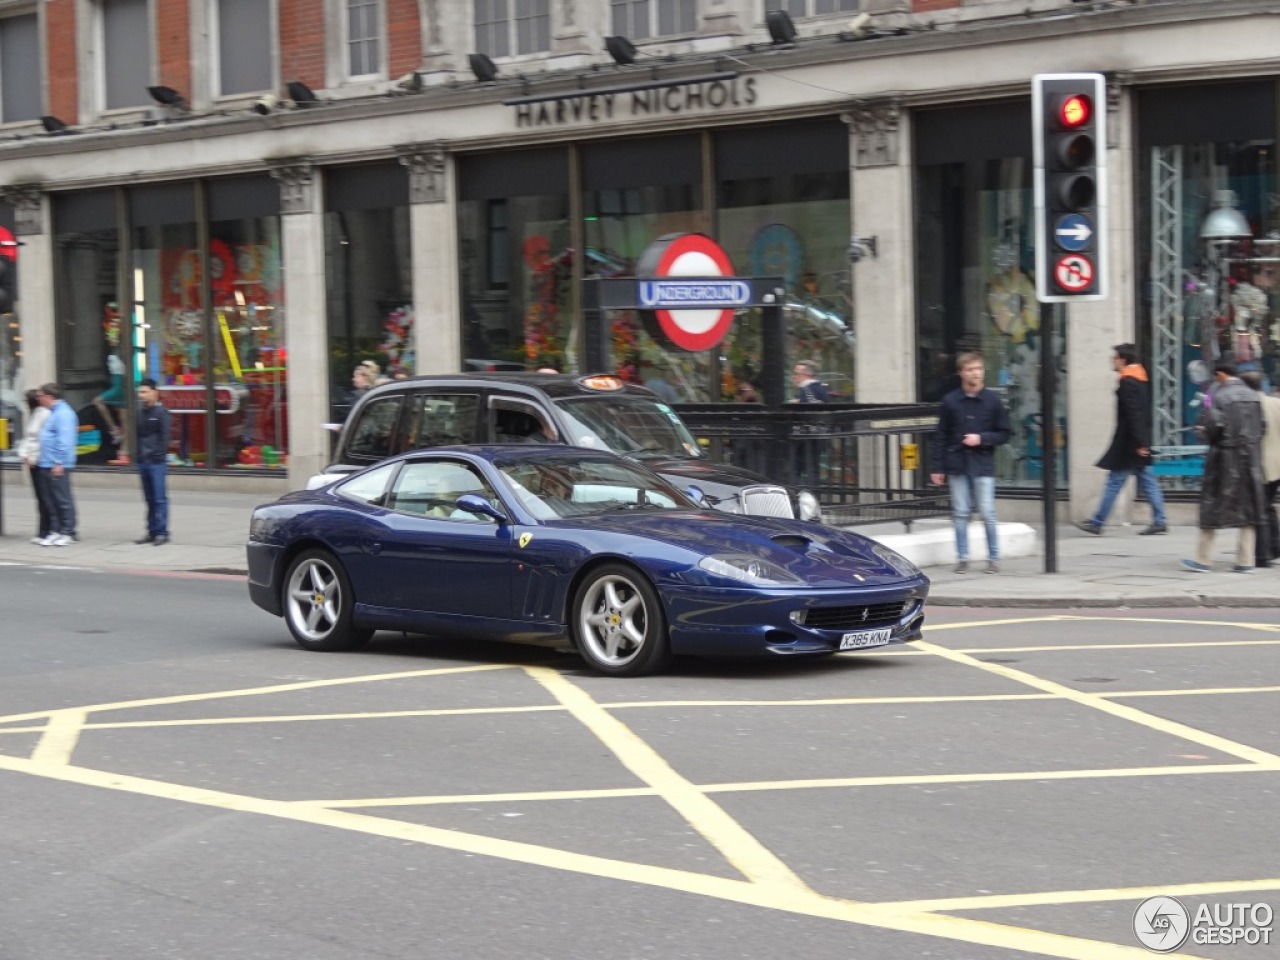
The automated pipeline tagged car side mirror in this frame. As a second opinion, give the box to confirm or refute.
[686,484,707,506]
[455,493,508,523]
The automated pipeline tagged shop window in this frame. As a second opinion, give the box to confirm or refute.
[52,190,124,466]
[583,134,703,395]
[611,0,695,40]
[1136,80,1277,492]
[914,100,1065,490]
[458,147,570,372]
[324,162,412,422]
[216,0,273,96]
[475,0,550,58]
[716,118,852,405]
[0,13,40,122]
[101,0,151,111]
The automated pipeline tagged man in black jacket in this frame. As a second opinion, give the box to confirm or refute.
[1077,344,1167,536]
[930,352,1011,573]
[134,378,172,546]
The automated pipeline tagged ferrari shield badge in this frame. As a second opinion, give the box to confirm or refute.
[518,532,533,548]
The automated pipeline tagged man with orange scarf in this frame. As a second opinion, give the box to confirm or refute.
[1077,343,1167,536]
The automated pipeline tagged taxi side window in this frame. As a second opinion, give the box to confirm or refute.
[346,397,404,460]
[403,394,482,450]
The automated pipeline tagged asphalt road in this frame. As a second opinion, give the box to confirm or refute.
[1,565,1277,960]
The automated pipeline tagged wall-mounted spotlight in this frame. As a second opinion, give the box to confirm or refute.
[286,80,319,107]
[40,115,70,134]
[147,85,188,109]
[469,53,499,83]
[252,94,281,115]
[605,35,637,65]
[395,71,424,92]
[765,10,797,45]
[848,235,879,263]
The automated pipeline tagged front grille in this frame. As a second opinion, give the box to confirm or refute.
[803,600,908,631]
[740,484,794,518]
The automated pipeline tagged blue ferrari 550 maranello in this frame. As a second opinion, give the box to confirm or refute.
[247,446,930,676]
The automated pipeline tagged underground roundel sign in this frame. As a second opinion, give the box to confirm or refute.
[636,233,747,352]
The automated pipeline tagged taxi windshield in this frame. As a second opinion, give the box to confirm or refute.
[553,396,704,460]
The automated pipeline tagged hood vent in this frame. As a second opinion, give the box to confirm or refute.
[771,534,811,551]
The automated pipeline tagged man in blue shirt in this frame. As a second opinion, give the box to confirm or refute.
[35,382,79,547]
[930,352,1011,573]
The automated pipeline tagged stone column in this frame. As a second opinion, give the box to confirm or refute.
[847,100,915,403]
[1066,78,1136,523]
[1,186,55,387]
[400,143,461,375]
[268,160,328,489]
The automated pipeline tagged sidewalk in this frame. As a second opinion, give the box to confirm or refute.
[1,474,1275,606]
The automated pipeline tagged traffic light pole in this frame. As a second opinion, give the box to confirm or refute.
[1041,301,1058,574]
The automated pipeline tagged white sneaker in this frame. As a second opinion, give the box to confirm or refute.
[31,536,49,545]
[50,534,71,547]
[36,534,59,546]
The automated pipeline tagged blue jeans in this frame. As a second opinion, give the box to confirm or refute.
[949,474,998,561]
[1090,466,1166,528]
[41,468,77,537]
[139,462,169,538]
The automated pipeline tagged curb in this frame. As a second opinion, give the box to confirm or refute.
[927,593,1280,609]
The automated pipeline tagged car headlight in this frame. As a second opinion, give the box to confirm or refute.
[871,542,921,578]
[797,490,822,522]
[698,554,802,585]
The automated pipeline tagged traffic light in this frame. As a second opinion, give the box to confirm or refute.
[1033,73,1106,302]
[0,225,17,313]
[0,255,12,314]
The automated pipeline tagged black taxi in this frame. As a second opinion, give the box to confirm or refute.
[309,372,822,522]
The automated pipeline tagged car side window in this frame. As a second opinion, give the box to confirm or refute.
[334,463,397,507]
[388,460,501,523]
[492,400,557,443]
[403,394,482,450]
[346,396,404,460]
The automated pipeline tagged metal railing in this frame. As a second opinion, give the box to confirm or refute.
[673,403,948,528]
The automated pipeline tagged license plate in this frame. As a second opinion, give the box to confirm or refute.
[839,628,893,651]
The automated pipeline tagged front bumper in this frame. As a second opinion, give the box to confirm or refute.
[662,579,928,657]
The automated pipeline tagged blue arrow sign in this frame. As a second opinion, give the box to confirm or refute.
[1054,214,1093,252]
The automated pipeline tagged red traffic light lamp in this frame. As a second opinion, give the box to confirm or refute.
[1057,93,1091,129]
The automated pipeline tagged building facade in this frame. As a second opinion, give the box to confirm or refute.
[0,0,1275,515]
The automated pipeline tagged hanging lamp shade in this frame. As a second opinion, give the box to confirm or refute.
[1200,189,1252,239]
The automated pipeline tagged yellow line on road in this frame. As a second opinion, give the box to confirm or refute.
[0,663,516,724]
[952,639,1280,653]
[1116,685,1280,698]
[29,710,85,765]
[925,616,1080,631]
[915,641,1280,766]
[0,751,1205,960]
[880,877,1280,913]
[304,762,1263,809]
[526,665,811,893]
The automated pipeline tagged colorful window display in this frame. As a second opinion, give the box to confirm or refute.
[0,204,20,463]
[53,179,285,472]
[915,101,1068,489]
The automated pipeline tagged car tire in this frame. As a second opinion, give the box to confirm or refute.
[282,549,373,652]
[571,564,672,677]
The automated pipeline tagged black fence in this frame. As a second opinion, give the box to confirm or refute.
[672,403,949,528]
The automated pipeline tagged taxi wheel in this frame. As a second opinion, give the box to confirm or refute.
[282,549,372,652]
[572,564,672,677]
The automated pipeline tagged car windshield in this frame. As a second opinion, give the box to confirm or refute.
[495,454,698,520]
[553,396,704,460]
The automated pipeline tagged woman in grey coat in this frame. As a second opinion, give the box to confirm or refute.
[1182,363,1266,572]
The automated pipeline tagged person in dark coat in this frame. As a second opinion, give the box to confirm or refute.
[1181,363,1266,572]
[930,351,1011,574]
[1077,344,1167,536]
[134,378,173,546]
